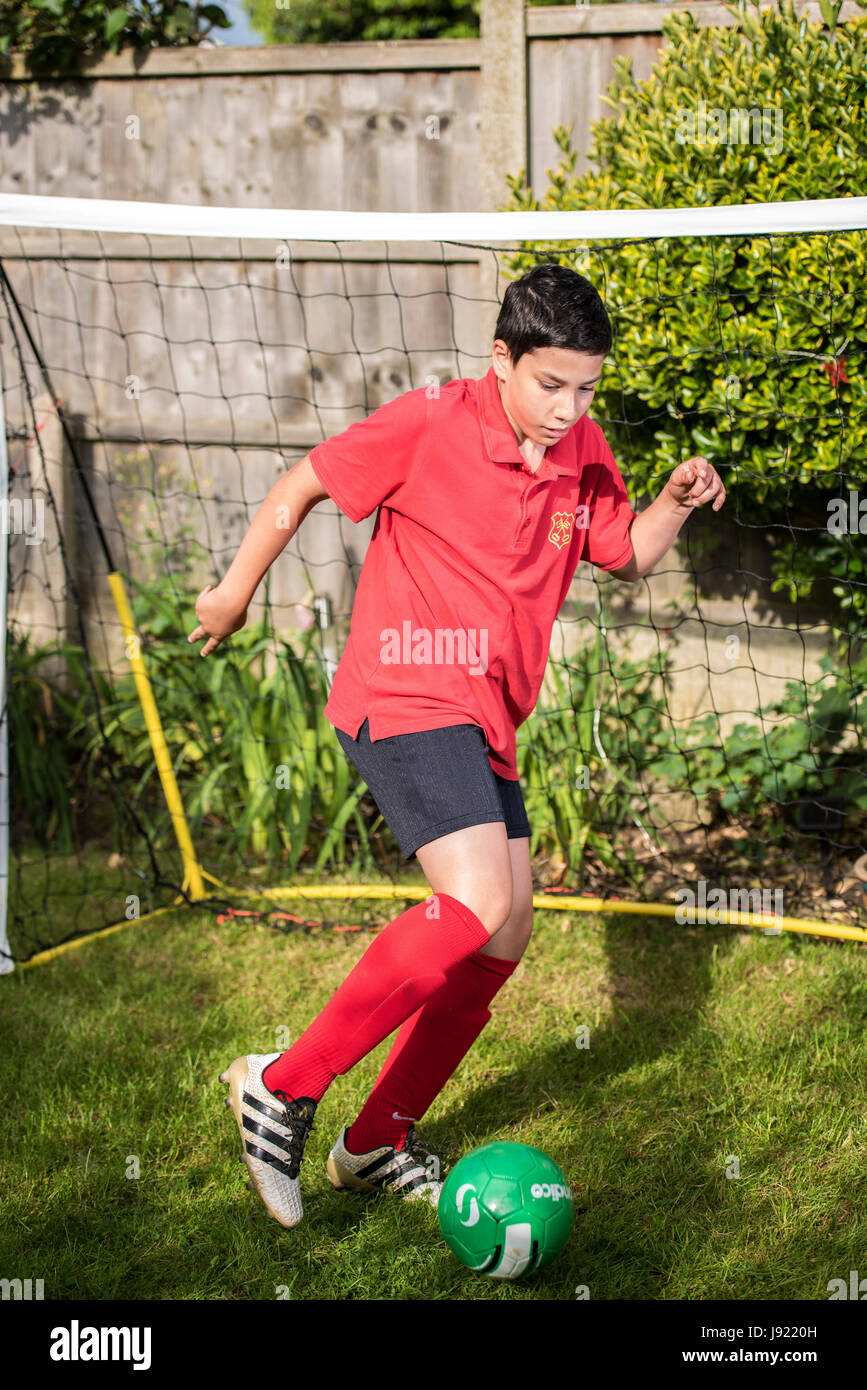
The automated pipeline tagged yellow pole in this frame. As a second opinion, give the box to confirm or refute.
[15,901,184,969]
[6,879,864,973]
[107,571,206,901]
[246,883,867,943]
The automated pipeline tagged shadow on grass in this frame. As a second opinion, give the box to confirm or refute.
[419,912,856,1298]
[5,906,862,1300]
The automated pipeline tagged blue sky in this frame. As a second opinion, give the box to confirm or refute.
[213,0,266,47]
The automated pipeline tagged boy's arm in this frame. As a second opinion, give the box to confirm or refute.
[611,455,725,583]
[188,454,330,657]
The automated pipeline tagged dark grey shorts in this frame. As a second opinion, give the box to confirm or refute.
[333,717,531,861]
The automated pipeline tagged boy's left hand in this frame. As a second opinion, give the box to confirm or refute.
[666,457,726,512]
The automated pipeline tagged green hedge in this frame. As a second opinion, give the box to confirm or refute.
[503,0,867,632]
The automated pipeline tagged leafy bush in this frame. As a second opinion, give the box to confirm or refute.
[8,628,96,851]
[502,0,867,631]
[0,1,230,76]
[9,574,382,875]
[80,573,379,874]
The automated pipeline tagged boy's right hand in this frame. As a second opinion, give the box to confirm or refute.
[188,583,248,657]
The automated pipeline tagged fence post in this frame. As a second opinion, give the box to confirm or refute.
[477,0,528,359]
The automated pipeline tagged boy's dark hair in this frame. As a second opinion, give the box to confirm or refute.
[493,262,611,365]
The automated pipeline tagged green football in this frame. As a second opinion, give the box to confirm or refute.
[438,1142,574,1280]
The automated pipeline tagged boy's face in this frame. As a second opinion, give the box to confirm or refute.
[491,342,606,448]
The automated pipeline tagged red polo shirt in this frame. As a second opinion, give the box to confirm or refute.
[308,365,635,780]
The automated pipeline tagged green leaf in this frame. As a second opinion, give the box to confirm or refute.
[104,7,129,43]
[200,4,232,26]
[819,0,837,29]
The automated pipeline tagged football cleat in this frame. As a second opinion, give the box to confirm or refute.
[326,1125,443,1209]
[219,1053,317,1229]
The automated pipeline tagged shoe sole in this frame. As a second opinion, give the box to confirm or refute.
[220,1058,303,1229]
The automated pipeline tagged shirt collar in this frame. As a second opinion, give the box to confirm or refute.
[476,365,581,477]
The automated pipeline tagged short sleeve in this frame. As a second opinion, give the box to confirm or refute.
[582,432,636,573]
[308,387,429,523]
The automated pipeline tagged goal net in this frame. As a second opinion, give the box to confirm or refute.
[1,191,866,968]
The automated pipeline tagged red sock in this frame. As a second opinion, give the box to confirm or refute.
[345,948,518,1155]
[262,893,490,1104]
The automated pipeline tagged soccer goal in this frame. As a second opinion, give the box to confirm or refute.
[2,191,866,970]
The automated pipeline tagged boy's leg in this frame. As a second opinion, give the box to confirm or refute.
[261,822,514,1105]
[345,836,533,1156]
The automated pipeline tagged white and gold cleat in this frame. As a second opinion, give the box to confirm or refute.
[326,1126,443,1210]
[220,1053,318,1230]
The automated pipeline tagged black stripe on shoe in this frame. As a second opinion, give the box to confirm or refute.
[361,1166,430,1196]
[243,1090,288,1125]
[355,1150,407,1181]
[245,1141,297,1179]
[243,1113,296,1149]
[241,1093,317,1180]
[380,1172,431,1195]
[357,1151,428,1186]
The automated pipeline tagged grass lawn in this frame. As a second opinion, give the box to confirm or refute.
[2,870,866,1301]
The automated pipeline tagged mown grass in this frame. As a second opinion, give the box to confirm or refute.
[2,869,865,1301]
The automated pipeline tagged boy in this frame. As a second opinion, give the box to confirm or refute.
[188,263,725,1230]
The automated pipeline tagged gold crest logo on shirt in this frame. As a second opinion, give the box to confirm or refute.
[547,511,574,550]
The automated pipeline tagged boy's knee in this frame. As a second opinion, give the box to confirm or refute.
[447,886,513,937]
[478,893,514,937]
[498,903,534,947]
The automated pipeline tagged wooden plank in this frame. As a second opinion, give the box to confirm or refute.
[527,0,864,37]
[3,38,481,82]
[4,0,857,81]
